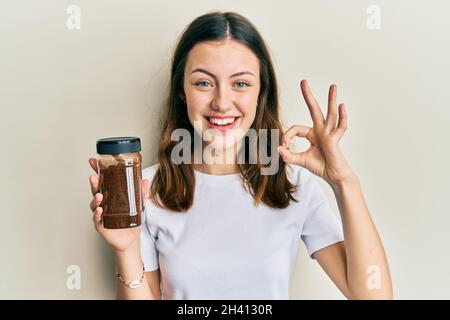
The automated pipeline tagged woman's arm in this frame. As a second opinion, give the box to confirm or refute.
[115,241,159,300]
[314,174,393,299]
[88,158,159,300]
[278,80,392,299]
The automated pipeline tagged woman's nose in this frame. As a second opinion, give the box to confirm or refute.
[210,101,233,113]
[211,92,233,113]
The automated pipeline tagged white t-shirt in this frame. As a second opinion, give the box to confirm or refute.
[140,163,344,300]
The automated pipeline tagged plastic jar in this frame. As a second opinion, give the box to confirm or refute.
[96,137,143,229]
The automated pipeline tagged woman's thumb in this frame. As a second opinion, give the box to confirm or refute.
[278,145,307,168]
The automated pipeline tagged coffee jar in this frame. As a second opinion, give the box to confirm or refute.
[96,137,143,229]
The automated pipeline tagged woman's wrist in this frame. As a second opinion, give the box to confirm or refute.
[114,238,141,259]
[115,262,145,289]
[114,240,146,288]
[330,172,360,195]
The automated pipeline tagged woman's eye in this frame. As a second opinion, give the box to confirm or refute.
[195,81,212,87]
[235,81,249,88]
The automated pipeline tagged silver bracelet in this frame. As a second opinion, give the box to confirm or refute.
[115,263,145,289]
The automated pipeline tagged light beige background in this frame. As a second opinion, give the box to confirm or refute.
[1,0,449,299]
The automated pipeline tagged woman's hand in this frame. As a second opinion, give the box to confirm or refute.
[88,158,150,253]
[278,80,355,186]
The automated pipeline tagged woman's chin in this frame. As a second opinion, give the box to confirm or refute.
[206,139,238,151]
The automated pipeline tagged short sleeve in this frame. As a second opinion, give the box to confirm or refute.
[299,167,344,259]
[140,200,160,272]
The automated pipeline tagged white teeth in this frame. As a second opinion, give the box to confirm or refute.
[208,117,236,126]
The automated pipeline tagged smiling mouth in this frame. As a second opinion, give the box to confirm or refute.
[204,116,240,128]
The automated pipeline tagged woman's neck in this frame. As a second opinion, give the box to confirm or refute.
[190,139,243,175]
[192,163,239,175]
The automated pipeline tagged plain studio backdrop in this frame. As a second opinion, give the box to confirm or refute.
[1,0,449,299]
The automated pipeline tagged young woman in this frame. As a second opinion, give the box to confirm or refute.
[88,11,392,300]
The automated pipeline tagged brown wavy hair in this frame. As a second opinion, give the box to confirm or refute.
[150,11,298,212]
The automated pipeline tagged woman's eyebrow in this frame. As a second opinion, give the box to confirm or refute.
[190,68,255,79]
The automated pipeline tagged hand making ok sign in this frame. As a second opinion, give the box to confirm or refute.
[278,80,356,186]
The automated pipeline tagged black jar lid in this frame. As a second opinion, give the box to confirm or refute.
[96,137,141,154]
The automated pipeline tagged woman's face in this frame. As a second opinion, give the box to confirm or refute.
[183,39,260,152]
